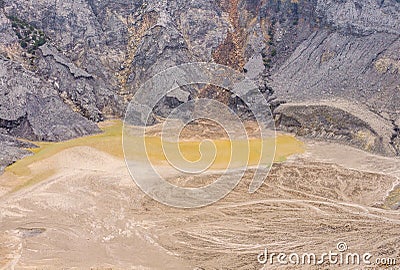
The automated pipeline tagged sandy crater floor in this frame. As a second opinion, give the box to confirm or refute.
[0,121,399,269]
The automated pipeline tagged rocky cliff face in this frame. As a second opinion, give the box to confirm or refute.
[0,0,399,169]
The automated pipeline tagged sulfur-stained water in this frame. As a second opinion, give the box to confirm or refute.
[4,120,304,192]
[125,134,304,170]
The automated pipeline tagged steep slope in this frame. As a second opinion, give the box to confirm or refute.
[0,0,399,170]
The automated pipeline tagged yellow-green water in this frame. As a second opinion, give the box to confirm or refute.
[125,135,304,170]
[6,120,124,177]
[5,120,305,191]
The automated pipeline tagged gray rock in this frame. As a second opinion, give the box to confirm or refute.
[275,101,397,156]
[0,134,35,173]
[40,44,93,79]
[272,30,400,115]
[0,0,399,169]
[0,56,100,141]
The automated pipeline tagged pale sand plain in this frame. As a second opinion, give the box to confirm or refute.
[0,120,399,269]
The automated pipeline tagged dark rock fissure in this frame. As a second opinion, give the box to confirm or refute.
[389,119,400,156]
[0,114,26,131]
